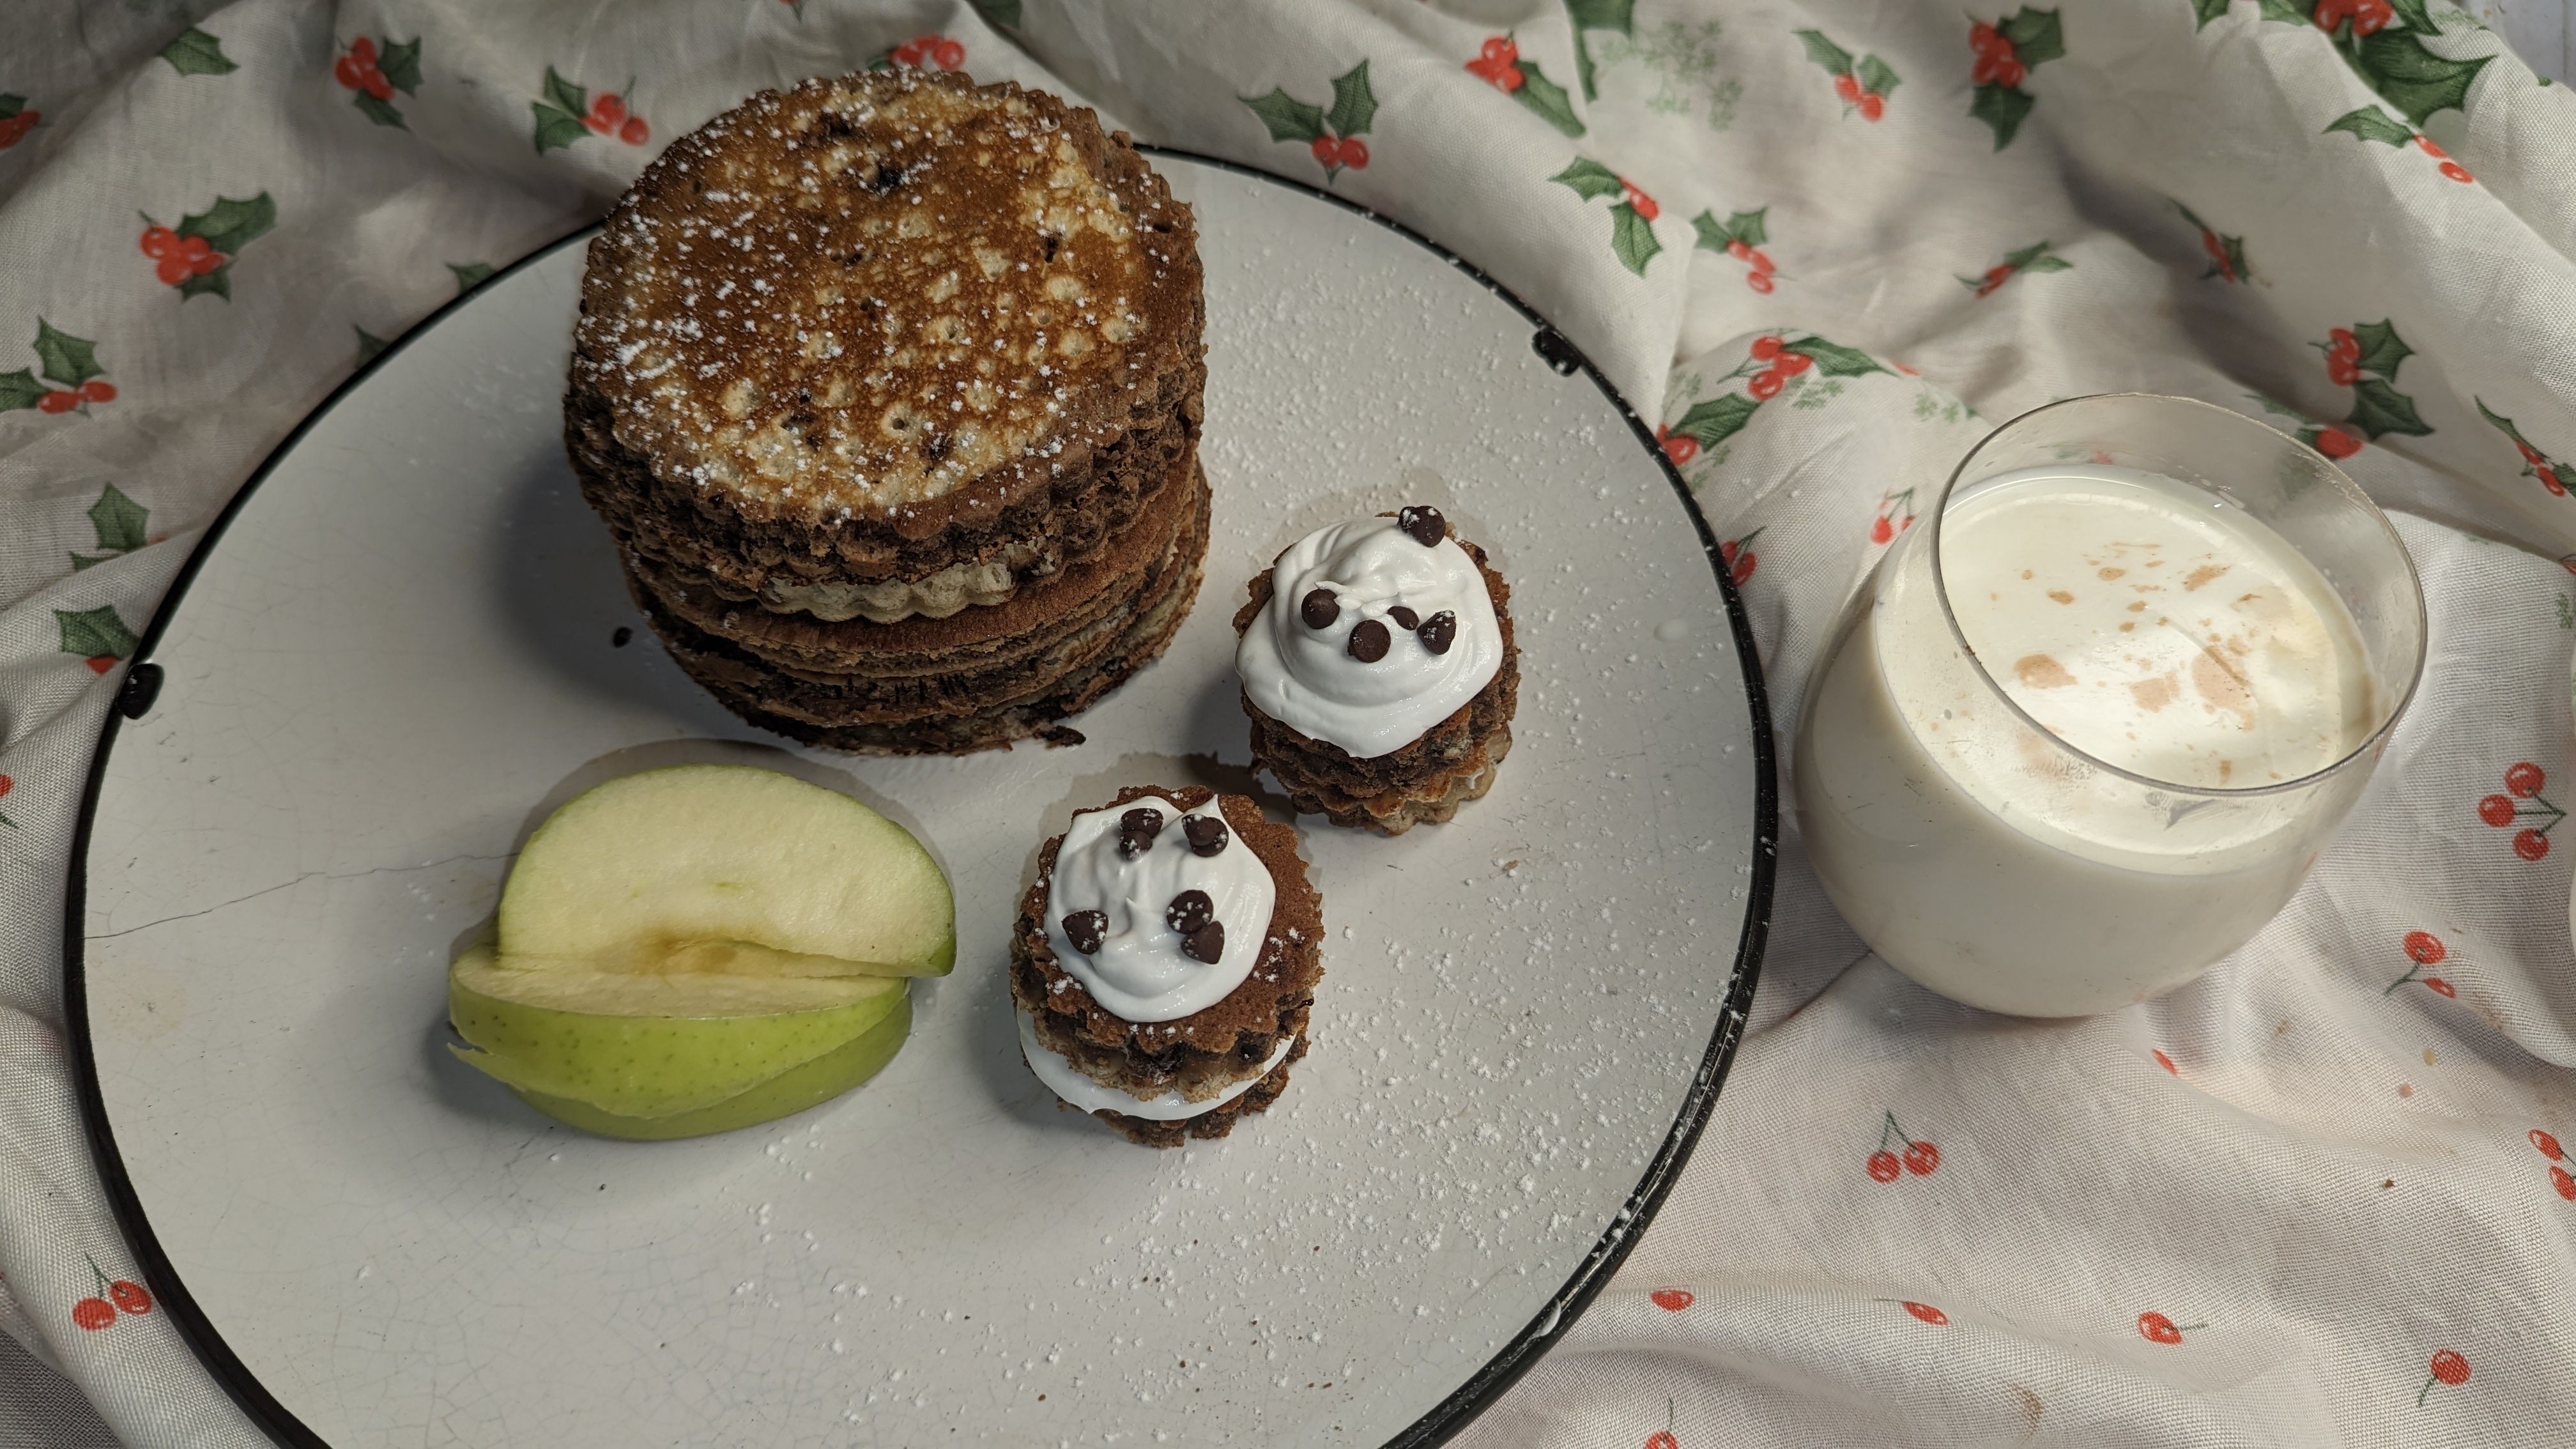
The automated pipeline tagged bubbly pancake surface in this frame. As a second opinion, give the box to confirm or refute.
[574,70,1192,527]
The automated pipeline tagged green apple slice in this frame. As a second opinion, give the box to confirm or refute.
[498,763,954,977]
[448,944,907,1119]
[505,998,913,1141]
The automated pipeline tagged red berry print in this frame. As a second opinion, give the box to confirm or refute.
[2154,1048,2178,1075]
[334,54,367,89]
[2386,930,2458,997]
[1746,271,1774,293]
[1719,530,1761,586]
[2418,1348,2469,1406]
[350,35,377,65]
[2532,1128,2564,1161]
[37,390,78,414]
[1338,137,1369,170]
[586,93,626,131]
[1856,92,1885,121]
[71,1257,137,1332]
[1650,1288,1694,1311]
[932,38,965,69]
[0,104,39,150]
[0,774,12,798]
[1309,135,1337,166]
[1749,334,1784,362]
[1466,36,1526,92]
[1772,351,1812,378]
[79,379,114,403]
[1867,1112,1937,1183]
[2478,399,2576,502]
[2438,160,2473,183]
[1645,1396,1679,1449]
[1655,424,1699,468]
[1749,369,1784,401]
[85,656,116,674]
[2313,427,2362,460]
[1870,486,1919,543]
[2552,1165,2575,1200]
[620,116,650,145]
[2476,763,2563,859]
[2136,1310,2204,1345]
[1902,1301,1948,1325]
[1620,179,1659,222]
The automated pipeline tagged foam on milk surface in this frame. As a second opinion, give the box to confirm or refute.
[1941,466,2374,790]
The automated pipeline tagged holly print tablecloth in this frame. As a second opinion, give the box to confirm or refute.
[4,1,2573,1445]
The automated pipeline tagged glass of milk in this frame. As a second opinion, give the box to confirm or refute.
[1794,394,2425,1016]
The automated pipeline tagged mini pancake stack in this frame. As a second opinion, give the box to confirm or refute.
[1010,785,1324,1147]
[565,69,1207,753]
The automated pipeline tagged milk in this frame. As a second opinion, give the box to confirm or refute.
[1795,464,2382,1016]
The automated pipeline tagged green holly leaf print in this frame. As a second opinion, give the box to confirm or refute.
[0,96,20,121]
[2350,31,2490,125]
[2255,0,2307,21]
[177,192,275,257]
[1672,394,1761,449]
[1565,0,1636,100]
[56,606,137,661]
[0,370,43,411]
[1795,29,1857,77]
[533,101,590,153]
[2001,7,2066,66]
[1609,201,1660,275]
[1857,55,1902,100]
[2386,0,2439,34]
[542,66,587,118]
[2475,396,2520,438]
[33,320,101,389]
[533,67,591,153]
[356,326,389,364]
[1326,61,1376,139]
[2347,377,2431,438]
[1241,89,1327,144]
[1551,157,1627,200]
[448,261,495,293]
[89,484,148,553]
[1970,80,2035,149]
[2350,318,2411,379]
[178,266,233,302]
[2002,240,2066,270]
[355,91,406,128]
[379,37,423,95]
[1782,335,1888,377]
[2192,0,2231,30]
[971,0,1023,27]
[160,27,238,77]
[2326,105,2415,144]
[1513,61,1586,137]
[1692,208,1767,251]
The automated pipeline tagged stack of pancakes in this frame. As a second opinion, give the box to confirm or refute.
[565,70,1207,753]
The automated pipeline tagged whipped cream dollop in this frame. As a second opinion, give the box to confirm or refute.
[1042,795,1276,1023]
[1015,1009,1293,1120]
[1235,510,1503,758]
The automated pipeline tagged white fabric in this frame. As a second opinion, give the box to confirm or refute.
[4,1,2573,1444]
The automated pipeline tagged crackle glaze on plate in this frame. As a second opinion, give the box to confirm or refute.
[70,153,1770,1448]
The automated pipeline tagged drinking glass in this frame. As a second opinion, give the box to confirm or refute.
[1792,394,2425,1016]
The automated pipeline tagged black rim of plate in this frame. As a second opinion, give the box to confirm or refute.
[62,146,1775,1449]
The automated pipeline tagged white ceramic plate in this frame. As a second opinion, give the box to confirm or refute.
[70,153,1771,1448]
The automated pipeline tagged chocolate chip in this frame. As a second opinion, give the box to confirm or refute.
[1397,505,1447,548]
[1387,606,1420,631]
[1182,815,1230,857]
[1116,806,1165,859]
[1181,921,1225,965]
[1418,610,1457,655]
[1061,909,1107,955]
[1300,588,1340,630]
[1166,889,1214,936]
[1347,618,1392,663]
